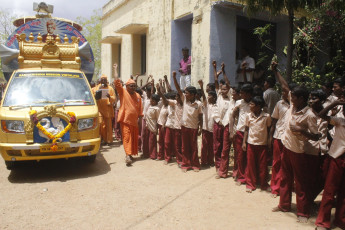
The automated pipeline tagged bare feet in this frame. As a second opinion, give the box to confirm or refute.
[236,181,242,186]
[246,188,253,193]
[297,216,308,223]
[181,168,187,173]
[315,226,327,230]
[272,206,283,212]
[193,168,200,172]
[215,175,221,179]
[125,155,132,166]
[163,161,168,165]
[271,194,278,198]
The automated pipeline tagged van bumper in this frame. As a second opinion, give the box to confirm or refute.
[0,138,101,161]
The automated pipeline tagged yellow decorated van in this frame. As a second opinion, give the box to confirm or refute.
[0,18,100,169]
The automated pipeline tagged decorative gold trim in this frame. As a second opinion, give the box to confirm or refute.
[25,105,77,144]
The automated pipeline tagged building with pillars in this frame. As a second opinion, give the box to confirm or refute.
[101,0,288,86]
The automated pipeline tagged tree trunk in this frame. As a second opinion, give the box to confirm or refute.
[286,9,294,82]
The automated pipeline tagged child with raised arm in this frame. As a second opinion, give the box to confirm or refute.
[269,86,290,197]
[242,96,271,193]
[315,97,345,230]
[198,80,219,167]
[145,94,161,160]
[212,61,232,177]
[232,84,253,185]
[271,62,320,223]
[156,90,169,161]
[172,71,203,172]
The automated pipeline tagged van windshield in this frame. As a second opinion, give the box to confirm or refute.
[2,72,95,107]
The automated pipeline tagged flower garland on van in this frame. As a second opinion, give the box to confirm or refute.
[29,110,76,151]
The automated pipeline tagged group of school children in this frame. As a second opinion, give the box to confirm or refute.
[113,60,345,230]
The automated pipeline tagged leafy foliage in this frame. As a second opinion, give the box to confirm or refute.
[76,9,102,81]
[292,0,345,89]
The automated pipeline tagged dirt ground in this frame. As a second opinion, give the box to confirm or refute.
[0,140,341,230]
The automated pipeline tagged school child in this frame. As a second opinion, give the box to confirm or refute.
[172,71,203,172]
[242,96,271,192]
[156,93,169,160]
[228,86,241,179]
[141,79,155,158]
[212,61,232,177]
[232,84,253,185]
[269,87,290,197]
[157,85,183,165]
[198,80,219,167]
[315,98,345,230]
[305,90,329,202]
[145,94,161,159]
[271,62,320,223]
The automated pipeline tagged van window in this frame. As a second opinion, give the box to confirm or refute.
[3,72,95,107]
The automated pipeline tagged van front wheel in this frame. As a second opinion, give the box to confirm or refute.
[5,161,16,170]
[85,154,97,163]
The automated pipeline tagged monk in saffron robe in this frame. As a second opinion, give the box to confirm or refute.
[113,64,143,166]
[94,75,116,145]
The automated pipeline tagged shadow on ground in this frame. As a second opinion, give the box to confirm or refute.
[7,151,111,183]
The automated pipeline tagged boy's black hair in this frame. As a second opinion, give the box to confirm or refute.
[164,92,170,99]
[185,86,197,95]
[182,47,189,52]
[324,80,333,90]
[151,94,160,102]
[253,87,264,98]
[288,82,298,91]
[196,89,202,96]
[240,83,253,95]
[219,79,225,85]
[135,88,143,96]
[145,85,156,94]
[333,78,345,87]
[251,96,265,108]
[310,89,327,102]
[170,90,177,99]
[291,85,310,102]
[231,86,241,94]
[208,91,217,101]
[265,76,276,88]
[207,83,216,91]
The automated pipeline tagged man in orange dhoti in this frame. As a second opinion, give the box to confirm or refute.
[113,64,143,166]
[94,75,116,145]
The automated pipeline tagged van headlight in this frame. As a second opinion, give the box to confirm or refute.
[78,118,97,131]
[1,120,25,134]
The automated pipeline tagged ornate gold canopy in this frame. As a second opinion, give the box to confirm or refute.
[16,33,81,70]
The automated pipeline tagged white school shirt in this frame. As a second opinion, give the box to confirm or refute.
[145,105,160,133]
[235,99,251,132]
[181,94,203,130]
[142,91,150,120]
[328,117,345,158]
[245,111,271,145]
[165,100,183,130]
[222,99,236,126]
[263,88,281,115]
[281,104,318,154]
[271,99,290,140]
[202,101,219,132]
[216,94,231,126]
[157,105,169,127]
[303,117,328,156]
[241,56,255,82]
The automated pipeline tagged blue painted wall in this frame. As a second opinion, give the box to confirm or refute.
[210,7,237,85]
[170,15,192,89]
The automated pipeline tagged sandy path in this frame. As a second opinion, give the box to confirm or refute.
[0,141,339,230]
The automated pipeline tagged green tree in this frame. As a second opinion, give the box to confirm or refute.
[240,0,323,81]
[76,9,101,80]
[0,8,17,81]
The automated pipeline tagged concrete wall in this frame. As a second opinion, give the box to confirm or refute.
[101,0,289,86]
[210,6,237,84]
